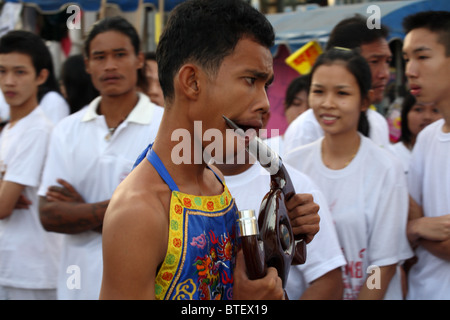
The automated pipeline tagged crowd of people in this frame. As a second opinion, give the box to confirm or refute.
[0,0,448,300]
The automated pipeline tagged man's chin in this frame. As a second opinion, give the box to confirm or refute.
[372,92,385,105]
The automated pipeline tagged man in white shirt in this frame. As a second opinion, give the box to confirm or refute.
[284,15,390,151]
[0,90,9,124]
[217,159,346,299]
[402,10,450,300]
[0,30,62,300]
[38,17,163,300]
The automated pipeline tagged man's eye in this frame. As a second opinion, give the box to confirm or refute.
[245,77,256,85]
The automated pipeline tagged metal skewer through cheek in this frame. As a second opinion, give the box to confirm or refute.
[223,115,306,291]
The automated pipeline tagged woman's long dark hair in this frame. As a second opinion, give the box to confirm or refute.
[60,54,99,114]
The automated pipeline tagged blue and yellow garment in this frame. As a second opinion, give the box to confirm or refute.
[137,145,239,300]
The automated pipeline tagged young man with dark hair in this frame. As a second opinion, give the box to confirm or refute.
[100,0,319,300]
[402,10,450,300]
[38,16,163,300]
[326,14,391,105]
[0,30,62,300]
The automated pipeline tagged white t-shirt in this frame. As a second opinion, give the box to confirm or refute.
[387,142,411,175]
[284,135,413,300]
[0,90,9,122]
[224,162,346,299]
[38,93,163,299]
[406,119,450,300]
[0,106,62,289]
[39,91,70,124]
[284,108,390,151]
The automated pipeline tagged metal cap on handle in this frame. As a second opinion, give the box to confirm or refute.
[237,209,259,237]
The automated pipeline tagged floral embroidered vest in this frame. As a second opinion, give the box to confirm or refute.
[142,146,239,300]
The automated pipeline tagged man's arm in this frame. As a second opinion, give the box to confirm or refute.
[407,214,450,244]
[39,197,108,234]
[300,268,343,300]
[99,184,168,300]
[0,180,26,219]
[39,179,108,234]
[420,238,450,261]
[357,264,397,300]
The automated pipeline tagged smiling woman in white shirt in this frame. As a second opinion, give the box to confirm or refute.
[284,48,413,300]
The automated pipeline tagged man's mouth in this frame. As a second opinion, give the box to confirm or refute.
[372,83,386,91]
[223,116,261,132]
[3,91,17,98]
[223,116,261,143]
[101,74,122,82]
[409,84,422,96]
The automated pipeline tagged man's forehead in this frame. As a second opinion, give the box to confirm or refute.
[0,52,33,66]
[360,39,392,58]
[403,28,441,54]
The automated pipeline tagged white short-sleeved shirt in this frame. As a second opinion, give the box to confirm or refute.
[407,119,450,300]
[284,135,413,300]
[39,91,70,124]
[0,90,9,122]
[0,106,62,289]
[284,108,390,151]
[387,142,411,175]
[224,162,346,299]
[38,93,164,299]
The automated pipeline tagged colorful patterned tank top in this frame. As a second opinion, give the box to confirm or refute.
[143,146,239,300]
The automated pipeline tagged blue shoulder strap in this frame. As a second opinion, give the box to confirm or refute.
[146,147,180,192]
[133,143,223,191]
[132,143,180,192]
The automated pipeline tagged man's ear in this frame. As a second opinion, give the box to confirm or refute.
[177,64,200,100]
[136,52,145,70]
[36,68,49,86]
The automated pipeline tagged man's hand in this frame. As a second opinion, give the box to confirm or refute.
[46,179,85,203]
[233,250,284,300]
[286,193,320,244]
[408,214,450,244]
[15,194,32,209]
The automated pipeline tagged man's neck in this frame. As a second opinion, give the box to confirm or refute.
[435,98,450,133]
[8,96,38,127]
[97,89,139,128]
[215,161,253,176]
[151,107,226,197]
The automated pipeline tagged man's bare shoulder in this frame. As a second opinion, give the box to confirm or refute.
[100,160,172,299]
[103,160,171,247]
